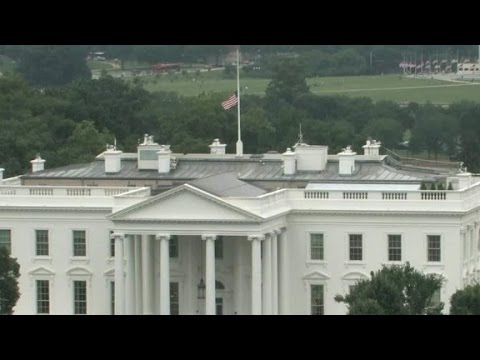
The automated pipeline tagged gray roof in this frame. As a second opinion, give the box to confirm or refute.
[21,153,448,183]
[188,172,267,197]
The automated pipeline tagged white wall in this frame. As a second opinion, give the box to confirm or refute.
[1,186,472,315]
[284,213,462,315]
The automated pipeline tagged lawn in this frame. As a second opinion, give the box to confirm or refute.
[87,61,116,71]
[136,73,480,104]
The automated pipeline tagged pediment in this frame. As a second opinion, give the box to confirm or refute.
[342,271,369,280]
[66,266,93,276]
[303,270,331,280]
[109,184,263,223]
[104,268,115,277]
[28,266,55,276]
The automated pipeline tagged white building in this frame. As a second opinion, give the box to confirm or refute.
[1,136,478,315]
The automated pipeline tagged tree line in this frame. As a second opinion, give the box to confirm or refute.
[1,57,480,177]
[1,45,478,88]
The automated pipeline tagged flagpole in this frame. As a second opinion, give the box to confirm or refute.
[236,47,243,157]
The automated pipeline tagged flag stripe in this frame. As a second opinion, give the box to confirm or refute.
[222,94,238,110]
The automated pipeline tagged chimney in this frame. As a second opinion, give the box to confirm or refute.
[282,147,296,175]
[294,144,328,171]
[209,138,226,155]
[0,168,4,185]
[104,144,122,174]
[362,139,381,157]
[338,146,356,176]
[31,154,46,173]
[137,134,162,170]
[157,145,172,174]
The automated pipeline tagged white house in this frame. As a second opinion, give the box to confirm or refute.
[1,136,478,315]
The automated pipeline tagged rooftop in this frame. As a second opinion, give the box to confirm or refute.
[21,152,447,183]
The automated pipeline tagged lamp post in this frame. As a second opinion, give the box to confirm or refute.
[197,278,206,300]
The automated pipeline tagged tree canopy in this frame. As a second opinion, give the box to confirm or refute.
[334,263,444,315]
[0,247,20,315]
[449,283,480,315]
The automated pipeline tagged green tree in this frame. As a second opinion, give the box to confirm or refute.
[334,263,444,315]
[363,117,403,149]
[410,105,458,160]
[449,101,480,172]
[265,57,310,105]
[450,284,480,315]
[17,45,91,87]
[0,247,20,315]
[58,120,113,164]
[65,76,152,144]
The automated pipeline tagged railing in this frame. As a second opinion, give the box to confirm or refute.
[224,182,480,215]
[0,186,139,197]
[382,192,407,200]
[343,192,368,200]
[30,188,54,196]
[67,188,91,196]
[104,188,128,196]
[302,190,451,201]
[421,191,446,200]
[304,191,329,199]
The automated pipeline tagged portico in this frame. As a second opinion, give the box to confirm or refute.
[108,184,287,315]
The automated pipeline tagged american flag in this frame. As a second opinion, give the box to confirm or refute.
[221,92,238,110]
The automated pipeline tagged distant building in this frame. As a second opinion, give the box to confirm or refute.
[457,62,480,76]
[1,135,477,315]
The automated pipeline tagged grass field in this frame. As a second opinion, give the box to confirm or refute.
[87,61,116,71]
[138,73,480,104]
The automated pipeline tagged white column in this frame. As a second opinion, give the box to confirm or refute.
[134,235,143,315]
[113,233,125,315]
[249,235,264,315]
[142,235,154,315]
[262,233,272,315]
[233,237,243,314]
[278,228,288,314]
[272,230,279,315]
[202,234,217,315]
[157,234,171,315]
[125,235,135,315]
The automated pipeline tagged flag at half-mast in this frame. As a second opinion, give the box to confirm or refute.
[221,91,238,110]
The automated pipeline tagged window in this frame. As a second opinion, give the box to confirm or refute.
[349,234,363,261]
[216,297,223,315]
[310,233,324,260]
[36,280,50,314]
[73,230,86,257]
[169,236,178,258]
[170,282,179,315]
[109,230,115,257]
[0,229,11,255]
[110,281,115,315]
[349,285,356,294]
[110,238,115,258]
[35,230,49,256]
[388,234,402,261]
[427,235,441,262]
[311,284,324,315]
[215,237,223,259]
[73,280,87,314]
